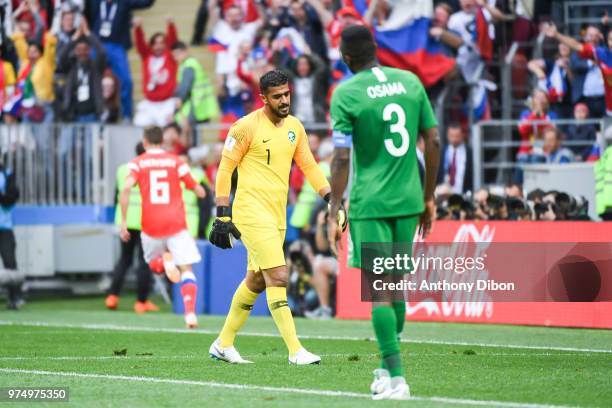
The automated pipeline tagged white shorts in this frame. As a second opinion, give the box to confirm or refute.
[141,230,201,266]
[133,98,176,127]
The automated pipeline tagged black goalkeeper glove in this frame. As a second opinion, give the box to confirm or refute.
[209,206,242,249]
[324,193,348,232]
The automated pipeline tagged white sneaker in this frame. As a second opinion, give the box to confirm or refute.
[288,348,321,365]
[372,378,410,400]
[370,368,391,395]
[209,338,253,364]
[185,312,198,329]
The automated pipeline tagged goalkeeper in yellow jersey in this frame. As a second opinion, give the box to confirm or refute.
[208,70,340,365]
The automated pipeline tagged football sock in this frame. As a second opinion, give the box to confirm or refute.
[219,280,260,348]
[267,286,302,355]
[392,300,406,336]
[180,271,197,316]
[372,305,403,378]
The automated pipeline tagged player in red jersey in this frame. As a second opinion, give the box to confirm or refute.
[119,126,206,328]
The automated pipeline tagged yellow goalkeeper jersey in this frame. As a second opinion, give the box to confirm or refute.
[221,109,329,229]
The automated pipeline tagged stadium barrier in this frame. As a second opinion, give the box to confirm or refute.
[472,118,608,190]
[336,220,612,329]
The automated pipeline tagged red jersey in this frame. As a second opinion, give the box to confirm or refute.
[128,149,197,237]
[579,44,612,116]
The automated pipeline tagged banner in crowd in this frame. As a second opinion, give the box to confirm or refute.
[336,221,612,329]
[347,0,456,87]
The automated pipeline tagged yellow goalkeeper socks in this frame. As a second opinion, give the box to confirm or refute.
[266,286,302,355]
[219,280,260,348]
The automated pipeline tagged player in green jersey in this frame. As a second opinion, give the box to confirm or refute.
[327,25,440,400]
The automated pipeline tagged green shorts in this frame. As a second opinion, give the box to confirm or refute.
[348,215,419,269]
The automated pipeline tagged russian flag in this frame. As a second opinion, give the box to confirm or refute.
[347,0,455,87]
[207,38,228,53]
[475,7,493,62]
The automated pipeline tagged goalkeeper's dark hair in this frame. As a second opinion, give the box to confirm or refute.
[143,126,163,145]
[340,25,376,67]
[259,69,289,94]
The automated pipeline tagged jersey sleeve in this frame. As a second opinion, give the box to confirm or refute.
[177,158,197,190]
[222,119,253,163]
[330,87,354,148]
[418,82,438,131]
[127,159,140,185]
[293,124,330,193]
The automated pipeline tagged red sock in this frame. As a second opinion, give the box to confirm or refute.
[181,282,197,315]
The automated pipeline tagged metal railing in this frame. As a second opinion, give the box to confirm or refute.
[563,1,612,36]
[0,124,103,206]
[472,118,608,190]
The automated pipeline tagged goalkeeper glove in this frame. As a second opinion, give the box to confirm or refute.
[209,206,242,249]
[324,193,348,232]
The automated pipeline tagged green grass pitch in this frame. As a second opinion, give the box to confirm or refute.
[1,296,611,407]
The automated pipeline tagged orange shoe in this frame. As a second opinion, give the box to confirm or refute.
[134,301,147,314]
[105,295,119,310]
[163,252,181,283]
[143,300,159,312]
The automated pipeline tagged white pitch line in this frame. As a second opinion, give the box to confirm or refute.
[0,368,578,408]
[0,320,610,354]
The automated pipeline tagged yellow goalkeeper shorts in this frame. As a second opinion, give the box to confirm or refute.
[235,223,286,272]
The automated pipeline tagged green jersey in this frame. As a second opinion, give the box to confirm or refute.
[330,66,437,220]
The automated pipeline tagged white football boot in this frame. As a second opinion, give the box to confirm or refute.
[372,376,410,400]
[370,368,391,396]
[209,338,253,364]
[288,348,321,365]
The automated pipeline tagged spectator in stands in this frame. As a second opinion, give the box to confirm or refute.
[106,142,158,314]
[542,127,574,164]
[236,41,274,112]
[59,21,106,122]
[54,4,79,68]
[172,41,220,143]
[438,123,473,194]
[517,88,556,158]
[12,0,45,43]
[446,0,504,82]
[162,122,188,156]
[546,23,611,118]
[12,22,57,123]
[429,2,463,57]
[284,0,328,63]
[0,48,17,123]
[208,0,264,117]
[132,17,178,127]
[566,103,598,160]
[527,42,574,118]
[101,69,121,123]
[86,0,156,120]
[277,52,328,124]
[0,158,23,310]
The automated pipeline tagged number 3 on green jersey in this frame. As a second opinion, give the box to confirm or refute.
[330,66,437,220]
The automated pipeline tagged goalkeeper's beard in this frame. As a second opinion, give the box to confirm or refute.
[270,103,290,119]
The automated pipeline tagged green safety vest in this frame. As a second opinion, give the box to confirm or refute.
[183,166,208,237]
[596,146,612,216]
[114,164,142,230]
[289,161,331,228]
[176,57,219,123]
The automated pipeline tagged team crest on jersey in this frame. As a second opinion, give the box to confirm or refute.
[288,130,296,145]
